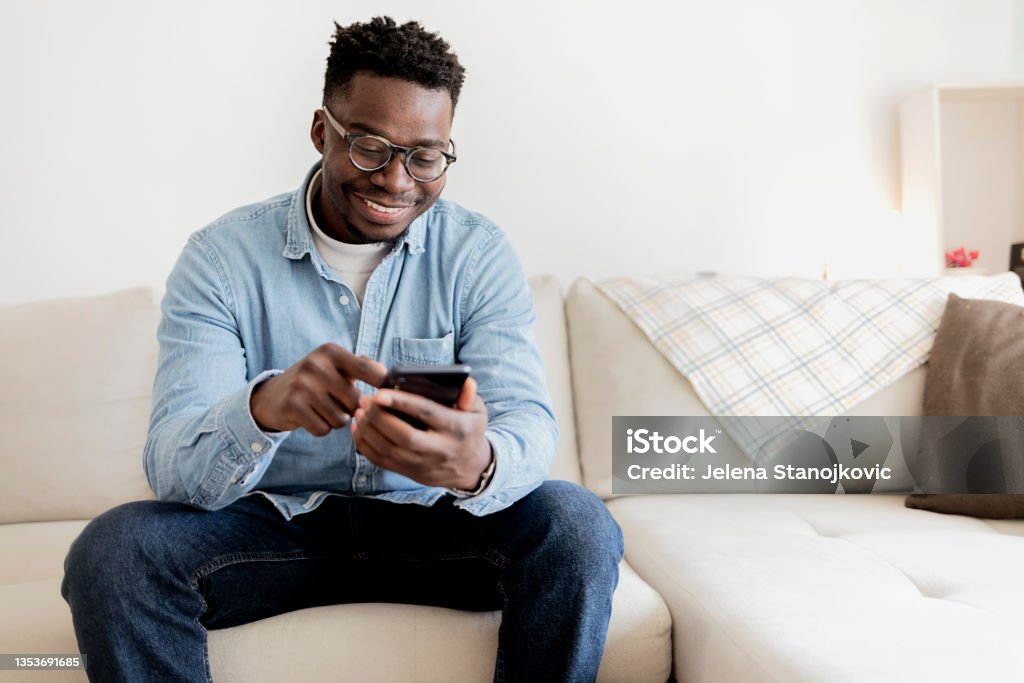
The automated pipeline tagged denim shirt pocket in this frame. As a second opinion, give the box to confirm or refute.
[392,330,456,366]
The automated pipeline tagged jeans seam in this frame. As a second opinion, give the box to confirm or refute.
[193,550,327,580]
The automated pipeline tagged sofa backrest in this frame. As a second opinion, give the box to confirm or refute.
[531,276,584,484]
[564,278,927,498]
[0,288,160,524]
[0,277,581,524]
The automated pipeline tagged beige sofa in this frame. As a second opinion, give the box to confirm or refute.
[2,276,1023,682]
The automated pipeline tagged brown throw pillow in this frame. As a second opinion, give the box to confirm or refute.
[906,293,1024,518]
[905,493,1024,519]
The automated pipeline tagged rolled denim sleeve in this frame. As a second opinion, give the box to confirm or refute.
[143,234,291,510]
[452,230,558,516]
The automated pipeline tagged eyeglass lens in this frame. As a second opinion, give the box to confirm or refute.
[350,137,447,182]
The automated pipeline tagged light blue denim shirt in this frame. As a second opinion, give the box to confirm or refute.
[144,162,557,519]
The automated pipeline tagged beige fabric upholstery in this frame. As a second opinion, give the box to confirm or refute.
[567,278,928,497]
[610,494,1024,683]
[529,275,582,484]
[0,288,159,524]
[0,520,88,586]
[0,521,88,683]
[0,578,83,683]
[567,278,709,496]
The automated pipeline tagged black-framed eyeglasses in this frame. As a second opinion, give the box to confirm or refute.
[321,105,456,183]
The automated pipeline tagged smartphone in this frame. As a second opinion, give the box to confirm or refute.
[382,364,472,428]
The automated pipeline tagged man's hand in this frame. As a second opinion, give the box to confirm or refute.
[250,343,388,436]
[350,378,492,490]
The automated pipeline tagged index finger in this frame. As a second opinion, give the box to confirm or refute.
[320,344,388,387]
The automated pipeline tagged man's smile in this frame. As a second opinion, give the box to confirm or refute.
[351,191,417,224]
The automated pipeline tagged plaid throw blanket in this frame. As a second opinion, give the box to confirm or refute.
[598,274,1024,454]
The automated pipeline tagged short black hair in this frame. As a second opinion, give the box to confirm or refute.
[323,17,466,109]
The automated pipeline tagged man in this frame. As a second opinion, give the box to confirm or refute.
[62,16,623,682]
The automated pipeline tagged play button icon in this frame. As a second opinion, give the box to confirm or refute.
[851,438,869,458]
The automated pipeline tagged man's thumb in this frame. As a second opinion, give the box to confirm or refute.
[456,377,477,411]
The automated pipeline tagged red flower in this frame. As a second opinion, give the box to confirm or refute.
[945,246,980,268]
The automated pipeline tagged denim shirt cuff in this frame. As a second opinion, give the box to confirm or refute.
[219,369,292,467]
[452,430,513,513]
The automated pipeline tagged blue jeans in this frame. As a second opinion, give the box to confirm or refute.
[61,481,623,682]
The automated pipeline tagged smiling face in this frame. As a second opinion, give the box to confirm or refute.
[310,72,454,245]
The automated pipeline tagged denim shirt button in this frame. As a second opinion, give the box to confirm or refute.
[338,294,350,306]
[250,441,264,454]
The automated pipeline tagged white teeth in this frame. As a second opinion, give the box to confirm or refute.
[363,198,404,214]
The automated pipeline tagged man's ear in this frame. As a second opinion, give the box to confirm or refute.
[310,110,326,154]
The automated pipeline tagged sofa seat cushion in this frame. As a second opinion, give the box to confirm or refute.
[1,519,671,682]
[0,521,89,682]
[0,520,89,585]
[609,494,1024,683]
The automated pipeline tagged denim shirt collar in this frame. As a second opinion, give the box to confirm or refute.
[283,161,426,262]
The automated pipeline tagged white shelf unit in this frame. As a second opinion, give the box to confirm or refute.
[900,84,1024,275]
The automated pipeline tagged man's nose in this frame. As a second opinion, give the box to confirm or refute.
[370,155,416,194]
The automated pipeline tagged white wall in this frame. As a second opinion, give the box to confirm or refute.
[2,0,1023,305]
